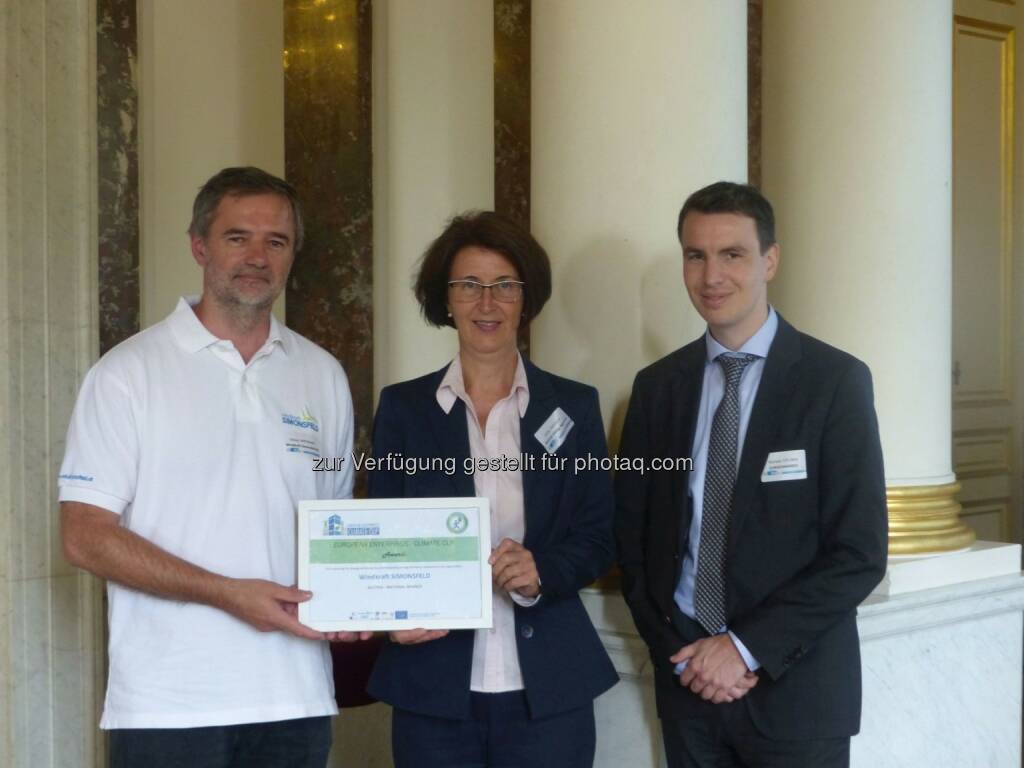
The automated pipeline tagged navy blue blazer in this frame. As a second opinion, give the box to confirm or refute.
[366,360,619,720]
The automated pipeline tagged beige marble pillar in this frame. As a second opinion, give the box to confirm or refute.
[1,0,105,766]
[530,0,749,438]
[762,0,971,554]
[529,4,749,765]
[372,0,495,389]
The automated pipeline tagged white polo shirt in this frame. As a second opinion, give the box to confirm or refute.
[58,297,354,729]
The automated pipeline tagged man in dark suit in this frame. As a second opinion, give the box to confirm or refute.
[615,181,888,767]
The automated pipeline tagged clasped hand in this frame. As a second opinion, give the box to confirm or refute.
[670,634,759,704]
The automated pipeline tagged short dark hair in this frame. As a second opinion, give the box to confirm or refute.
[188,166,305,251]
[676,181,776,252]
[415,211,552,328]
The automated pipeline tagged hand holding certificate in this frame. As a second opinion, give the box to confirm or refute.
[297,498,493,632]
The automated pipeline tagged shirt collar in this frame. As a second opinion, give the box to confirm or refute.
[705,306,778,363]
[168,295,288,357]
[436,353,530,418]
[266,312,289,356]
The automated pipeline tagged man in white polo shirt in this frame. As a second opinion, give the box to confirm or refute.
[59,167,366,767]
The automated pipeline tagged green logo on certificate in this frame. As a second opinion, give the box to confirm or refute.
[446,512,469,534]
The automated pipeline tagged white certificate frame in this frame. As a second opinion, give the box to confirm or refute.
[297,497,492,632]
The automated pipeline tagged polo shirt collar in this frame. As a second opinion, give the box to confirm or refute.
[266,312,289,356]
[168,295,288,357]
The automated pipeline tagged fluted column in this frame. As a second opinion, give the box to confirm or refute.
[762,0,971,554]
[1,1,105,765]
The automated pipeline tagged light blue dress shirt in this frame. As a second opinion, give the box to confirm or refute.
[674,308,778,673]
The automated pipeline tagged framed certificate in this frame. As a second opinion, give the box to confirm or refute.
[297,497,493,632]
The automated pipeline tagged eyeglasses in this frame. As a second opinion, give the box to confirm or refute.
[447,279,525,303]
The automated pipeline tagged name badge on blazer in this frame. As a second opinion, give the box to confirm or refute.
[535,407,574,454]
[761,449,808,482]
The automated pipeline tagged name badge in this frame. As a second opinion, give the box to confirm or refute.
[535,407,574,454]
[761,449,807,482]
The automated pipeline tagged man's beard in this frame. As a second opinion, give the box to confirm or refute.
[210,273,280,315]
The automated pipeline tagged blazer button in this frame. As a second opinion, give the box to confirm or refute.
[664,614,672,625]
[520,624,534,639]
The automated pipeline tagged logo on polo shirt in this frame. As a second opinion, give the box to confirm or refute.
[282,406,320,432]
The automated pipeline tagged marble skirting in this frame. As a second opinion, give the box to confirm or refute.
[855,573,1024,766]
[585,572,1024,767]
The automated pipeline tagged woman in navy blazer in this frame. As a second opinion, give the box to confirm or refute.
[366,212,618,768]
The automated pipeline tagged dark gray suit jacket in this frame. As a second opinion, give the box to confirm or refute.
[615,315,887,739]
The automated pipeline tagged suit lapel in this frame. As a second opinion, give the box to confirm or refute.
[727,317,802,550]
[520,361,558,549]
[670,340,706,536]
[425,365,476,497]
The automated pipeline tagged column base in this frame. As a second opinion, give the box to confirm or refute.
[886,481,976,555]
[873,541,1020,596]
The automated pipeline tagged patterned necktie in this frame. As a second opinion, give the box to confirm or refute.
[694,353,759,635]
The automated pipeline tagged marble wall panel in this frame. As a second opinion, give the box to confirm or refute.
[494,0,530,229]
[285,0,374,479]
[97,0,140,354]
[494,0,532,354]
[748,0,762,187]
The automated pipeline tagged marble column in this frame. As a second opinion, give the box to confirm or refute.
[530,3,748,765]
[530,0,748,440]
[1,0,105,766]
[762,0,973,555]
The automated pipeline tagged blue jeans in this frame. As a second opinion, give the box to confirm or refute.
[108,716,332,768]
[392,691,595,768]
